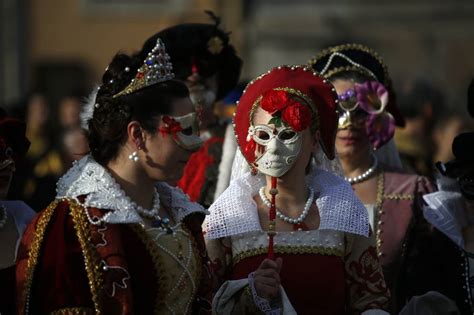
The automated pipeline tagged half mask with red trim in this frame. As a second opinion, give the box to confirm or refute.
[159,112,202,151]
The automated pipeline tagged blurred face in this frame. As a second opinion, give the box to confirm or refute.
[252,107,316,179]
[27,94,49,129]
[186,74,218,128]
[332,79,372,160]
[59,97,82,128]
[138,97,200,183]
[0,160,15,199]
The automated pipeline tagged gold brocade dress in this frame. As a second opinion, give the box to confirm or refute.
[146,223,202,314]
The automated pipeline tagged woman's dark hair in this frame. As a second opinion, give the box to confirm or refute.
[87,52,189,165]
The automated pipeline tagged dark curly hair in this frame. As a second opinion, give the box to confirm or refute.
[87,52,189,165]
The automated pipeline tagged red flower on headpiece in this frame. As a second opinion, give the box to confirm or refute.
[281,103,312,132]
[159,116,183,139]
[260,90,291,114]
[259,89,312,132]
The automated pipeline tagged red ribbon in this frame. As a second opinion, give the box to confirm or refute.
[159,116,184,140]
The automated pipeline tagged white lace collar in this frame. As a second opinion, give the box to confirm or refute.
[205,170,369,239]
[56,155,207,225]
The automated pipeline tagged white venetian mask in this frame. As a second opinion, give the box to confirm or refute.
[249,124,303,177]
[160,112,202,151]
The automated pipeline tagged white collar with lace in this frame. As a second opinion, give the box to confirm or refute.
[56,155,208,225]
[205,170,369,239]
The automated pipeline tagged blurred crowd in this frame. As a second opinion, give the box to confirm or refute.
[3,78,471,214]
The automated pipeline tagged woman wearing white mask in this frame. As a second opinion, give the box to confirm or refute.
[206,65,390,314]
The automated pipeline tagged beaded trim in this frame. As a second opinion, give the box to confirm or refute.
[383,193,414,200]
[130,223,202,314]
[22,200,58,315]
[374,172,385,257]
[69,199,104,314]
[232,245,343,266]
[130,224,166,313]
[50,307,94,315]
[307,43,390,87]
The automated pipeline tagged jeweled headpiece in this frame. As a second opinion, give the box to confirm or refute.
[113,38,174,98]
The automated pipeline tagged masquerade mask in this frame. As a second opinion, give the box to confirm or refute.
[337,81,395,149]
[249,124,302,177]
[159,112,202,151]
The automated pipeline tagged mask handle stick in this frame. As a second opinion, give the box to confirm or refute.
[267,176,277,260]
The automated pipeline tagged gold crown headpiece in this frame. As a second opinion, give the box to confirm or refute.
[113,38,174,98]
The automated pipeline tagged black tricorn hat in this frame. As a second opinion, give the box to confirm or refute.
[140,11,242,100]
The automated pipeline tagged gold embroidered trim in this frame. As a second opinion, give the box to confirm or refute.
[374,172,385,256]
[383,193,414,200]
[50,307,94,315]
[131,225,166,314]
[69,199,103,314]
[233,245,343,266]
[23,200,59,314]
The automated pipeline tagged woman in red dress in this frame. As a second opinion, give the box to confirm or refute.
[16,37,211,314]
[206,65,390,314]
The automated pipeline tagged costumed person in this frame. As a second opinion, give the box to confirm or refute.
[16,37,212,314]
[411,81,474,315]
[206,65,390,315]
[309,43,435,312]
[144,12,242,207]
[0,109,35,315]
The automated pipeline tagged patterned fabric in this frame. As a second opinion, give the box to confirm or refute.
[206,169,369,240]
[146,224,201,314]
[207,229,390,314]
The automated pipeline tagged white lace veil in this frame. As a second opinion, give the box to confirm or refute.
[374,138,403,170]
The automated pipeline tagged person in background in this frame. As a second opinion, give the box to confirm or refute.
[22,93,63,211]
[58,95,82,130]
[0,108,35,315]
[309,44,435,313]
[395,80,444,178]
[144,12,242,207]
[432,111,473,165]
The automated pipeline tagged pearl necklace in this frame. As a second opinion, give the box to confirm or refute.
[344,155,378,184]
[259,187,315,225]
[129,189,172,233]
[0,205,7,229]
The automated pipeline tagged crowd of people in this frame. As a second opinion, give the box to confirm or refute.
[1,11,474,315]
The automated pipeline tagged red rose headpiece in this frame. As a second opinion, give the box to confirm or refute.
[234,65,338,165]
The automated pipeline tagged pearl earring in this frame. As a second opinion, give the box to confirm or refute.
[128,151,139,162]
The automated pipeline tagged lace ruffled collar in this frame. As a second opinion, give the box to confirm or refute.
[56,155,207,225]
[205,170,369,239]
